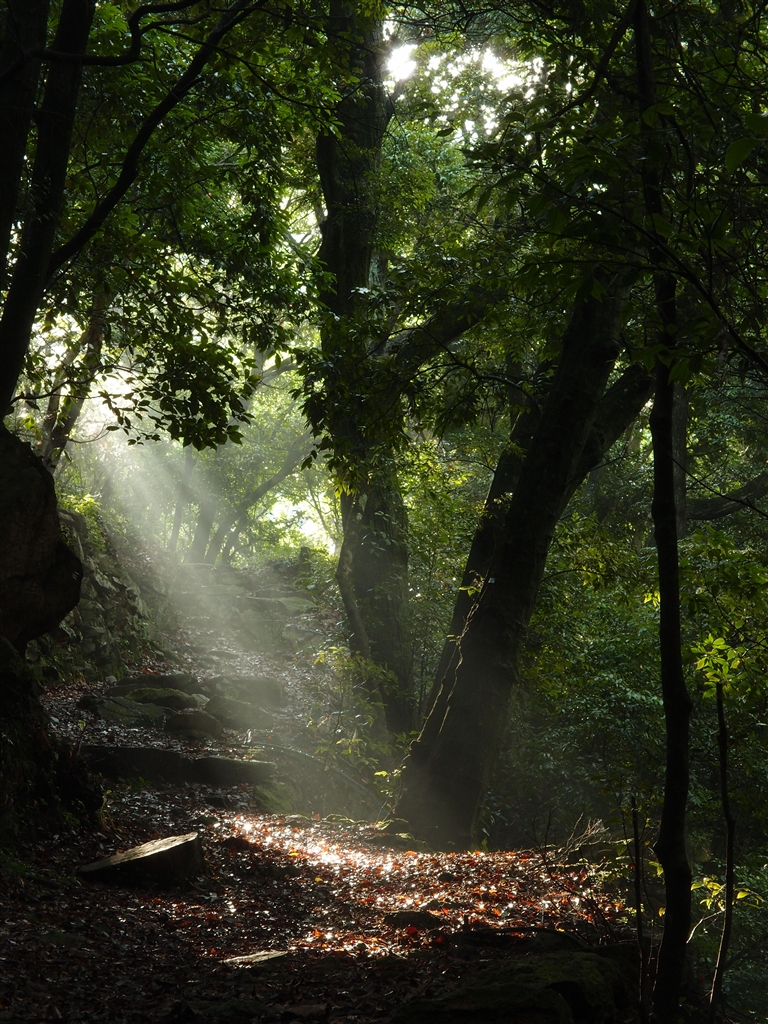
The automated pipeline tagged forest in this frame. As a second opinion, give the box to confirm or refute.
[2,0,768,1021]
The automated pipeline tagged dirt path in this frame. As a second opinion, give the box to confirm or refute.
[0,560,636,1023]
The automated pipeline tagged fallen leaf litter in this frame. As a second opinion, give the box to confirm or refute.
[1,780,631,1023]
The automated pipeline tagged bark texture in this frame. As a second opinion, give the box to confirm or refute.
[649,354,692,1023]
[0,0,96,414]
[0,427,82,652]
[421,361,653,753]
[395,282,625,847]
[0,0,51,289]
[633,1,693,1015]
[314,4,413,731]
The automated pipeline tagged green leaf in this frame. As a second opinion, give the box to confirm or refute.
[726,138,758,173]
[650,213,674,238]
[641,101,674,126]
[744,112,768,136]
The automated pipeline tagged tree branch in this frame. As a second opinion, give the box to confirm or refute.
[46,0,267,282]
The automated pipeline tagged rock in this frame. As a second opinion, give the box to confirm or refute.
[192,756,276,786]
[0,427,82,651]
[388,950,636,1024]
[210,674,284,707]
[282,622,323,644]
[164,709,223,739]
[105,686,201,711]
[224,951,287,966]
[116,672,200,693]
[82,746,276,786]
[94,695,167,727]
[274,596,315,615]
[205,694,274,731]
[84,745,190,783]
[78,832,204,887]
[56,510,164,676]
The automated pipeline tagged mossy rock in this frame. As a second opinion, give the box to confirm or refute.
[95,695,167,727]
[116,672,200,693]
[106,686,200,711]
[205,694,274,730]
[164,709,223,739]
[389,950,638,1024]
[211,674,284,707]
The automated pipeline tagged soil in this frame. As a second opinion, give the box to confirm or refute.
[0,560,635,1023]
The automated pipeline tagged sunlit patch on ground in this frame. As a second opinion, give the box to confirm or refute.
[0,777,632,1022]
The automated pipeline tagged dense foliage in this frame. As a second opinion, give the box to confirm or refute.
[5,0,768,1017]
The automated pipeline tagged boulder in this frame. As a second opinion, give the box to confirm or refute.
[389,950,637,1024]
[274,596,315,615]
[93,695,167,727]
[205,694,274,731]
[105,686,202,711]
[78,832,204,886]
[192,756,276,786]
[0,427,82,651]
[56,510,162,676]
[210,674,284,707]
[82,746,276,786]
[83,745,190,783]
[116,672,200,693]
[164,709,223,739]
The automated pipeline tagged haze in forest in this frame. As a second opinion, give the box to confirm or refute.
[3,1,768,1019]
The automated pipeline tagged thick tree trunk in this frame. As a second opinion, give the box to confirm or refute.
[0,0,50,289]
[672,384,688,538]
[0,0,96,415]
[419,362,654,756]
[337,479,413,734]
[394,281,625,847]
[314,4,413,729]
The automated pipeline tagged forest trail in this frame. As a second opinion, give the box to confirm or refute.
[0,780,635,1023]
[0,559,641,1023]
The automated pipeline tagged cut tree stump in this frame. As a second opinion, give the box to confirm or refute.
[78,832,204,887]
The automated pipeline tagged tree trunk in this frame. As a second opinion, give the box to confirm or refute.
[650,350,692,1023]
[186,498,217,564]
[39,288,108,471]
[336,478,413,734]
[0,0,96,415]
[204,432,310,564]
[0,0,50,290]
[314,3,413,730]
[672,383,688,538]
[168,445,195,553]
[418,361,654,758]
[394,280,625,847]
[632,2,693,1014]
